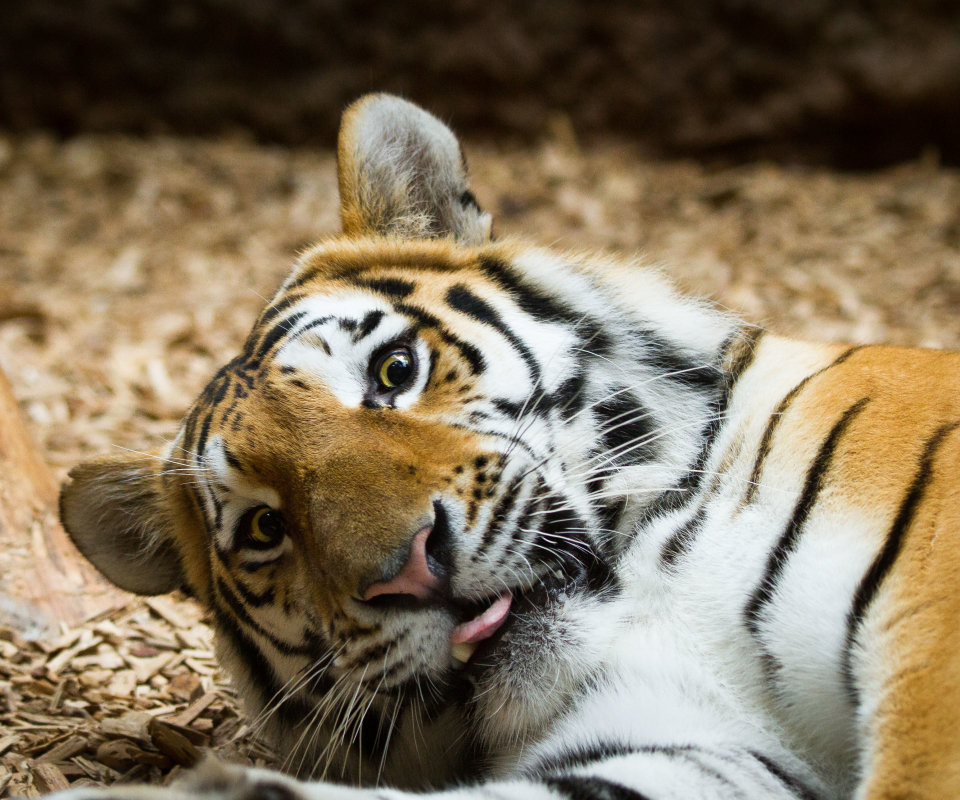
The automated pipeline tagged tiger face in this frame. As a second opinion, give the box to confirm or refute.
[60,95,736,785]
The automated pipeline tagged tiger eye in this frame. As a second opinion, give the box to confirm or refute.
[248,507,286,546]
[377,350,414,390]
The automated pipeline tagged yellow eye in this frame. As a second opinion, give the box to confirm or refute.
[248,507,286,547]
[376,350,414,390]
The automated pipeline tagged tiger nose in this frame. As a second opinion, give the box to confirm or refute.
[362,526,443,601]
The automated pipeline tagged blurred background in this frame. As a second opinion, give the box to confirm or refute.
[4,0,960,167]
[1,2,960,792]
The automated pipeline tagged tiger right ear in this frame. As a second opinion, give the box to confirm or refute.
[337,94,492,245]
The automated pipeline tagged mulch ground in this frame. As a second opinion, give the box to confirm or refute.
[1,129,959,794]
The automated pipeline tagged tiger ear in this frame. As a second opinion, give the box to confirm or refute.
[59,454,187,596]
[337,93,492,245]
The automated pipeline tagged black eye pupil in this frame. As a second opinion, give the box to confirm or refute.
[386,356,411,386]
[256,510,284,541]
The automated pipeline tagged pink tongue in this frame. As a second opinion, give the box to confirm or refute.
[451,593,513,644]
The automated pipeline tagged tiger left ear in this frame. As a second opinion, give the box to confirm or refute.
[337,93,492,245]
[59,454,188,596]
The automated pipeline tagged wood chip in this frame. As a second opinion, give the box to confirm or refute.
[168,690,217,727]
[123,652,174,685]
[46,635,104,678]
[144,598,192,631]
[32,763,70,793]
[34,734,88,763]
[147,720,200,768]
[149,718,208,748]
[0,734,20,756]
[78,668,113,688]
[167,673,202,703]
[48,678,68,711]
[183,658,217,676]
[105,669,137,697]
[100,711,153,746]
[96,740,171,772]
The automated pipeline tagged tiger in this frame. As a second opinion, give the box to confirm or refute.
[55,94,960,800]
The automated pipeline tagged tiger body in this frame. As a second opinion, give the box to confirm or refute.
[58,95,960,800]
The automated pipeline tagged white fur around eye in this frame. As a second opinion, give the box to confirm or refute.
[238,535,293,566]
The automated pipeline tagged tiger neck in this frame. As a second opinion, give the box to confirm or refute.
[611,326,764,545]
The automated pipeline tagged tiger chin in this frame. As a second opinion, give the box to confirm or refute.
[56,94,960,800]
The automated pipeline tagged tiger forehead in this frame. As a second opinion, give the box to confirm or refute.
[288,236,484,291]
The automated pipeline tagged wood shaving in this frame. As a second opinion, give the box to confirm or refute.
[0,600,276,794]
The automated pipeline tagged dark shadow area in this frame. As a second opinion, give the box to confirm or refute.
[3,0,960,168]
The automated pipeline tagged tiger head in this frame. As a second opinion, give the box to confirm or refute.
[60,95,739,785]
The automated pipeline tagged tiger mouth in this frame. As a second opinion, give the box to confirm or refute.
[447,555,584,668]
[449,593,513,664]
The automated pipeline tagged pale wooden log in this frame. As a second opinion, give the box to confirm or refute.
[0,365,128,633]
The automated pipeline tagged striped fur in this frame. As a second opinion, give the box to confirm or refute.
[58,95,960,800]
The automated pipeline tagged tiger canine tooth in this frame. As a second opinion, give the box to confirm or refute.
[451,641,478,664]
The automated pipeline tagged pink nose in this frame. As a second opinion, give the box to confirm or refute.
[363,527,442,601]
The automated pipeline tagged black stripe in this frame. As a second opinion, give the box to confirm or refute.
[352,310,385,342]
[477,255,587,328]
[478,474,525,555]
[748,750,820,800]
[532,741,639,776]
[556,371,588,420]
[724,327,765,387]
[659,503,708,569]
[195,412,213,458]
[593,392,657,467]
[294,315,335,340]
[744,346,863,505]
[354,276,417,298]
[393,301,485,374]
[446,283,541,382]
[252,311,309,362]
[255,294,302,328]
[215,576,313,657]
[210,605,327,733]
[543,775,653,800]
[232,575,276,606]
[632,360,730,532]
[634,329,720,392]
[840,420,960,704]
[492,398,525,418]
[744,397,871,683]
[211,491,223,531]
[210,374,231,406]
[223,447,244,473]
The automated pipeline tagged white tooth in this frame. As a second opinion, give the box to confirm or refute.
[451,641,478,664]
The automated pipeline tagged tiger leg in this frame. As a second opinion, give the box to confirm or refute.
[851,426,960,799]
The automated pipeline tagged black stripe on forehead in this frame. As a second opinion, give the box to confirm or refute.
[477,255,583,325]
[352,310,385,342]
[446,283,542,383]
[393,301,485,374]
[476,254,613,357]
[255,292,303,327]
[252,310,310,363]
[352,276,417,298]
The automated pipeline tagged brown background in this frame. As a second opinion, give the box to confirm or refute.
[3,0,960,167]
